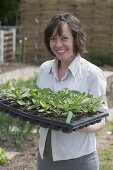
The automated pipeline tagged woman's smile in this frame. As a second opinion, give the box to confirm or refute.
[56,49,67,55]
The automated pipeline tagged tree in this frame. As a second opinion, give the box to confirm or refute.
[0,0,20,26]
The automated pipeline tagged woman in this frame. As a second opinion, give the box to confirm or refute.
[36,13,108,170]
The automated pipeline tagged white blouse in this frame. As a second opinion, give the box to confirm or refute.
[36,54,108,161]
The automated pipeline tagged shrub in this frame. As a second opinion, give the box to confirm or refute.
[87,49,113,66]
[0,148,7,165]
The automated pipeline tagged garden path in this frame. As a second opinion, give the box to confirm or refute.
[0,65,39,83]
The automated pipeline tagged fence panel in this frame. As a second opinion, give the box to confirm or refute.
[0,29,16,63]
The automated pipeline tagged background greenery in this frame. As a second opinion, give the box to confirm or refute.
[0,0,20,25]
[0,75,38,149]
[87,49,113,66]
[97,121,113,170]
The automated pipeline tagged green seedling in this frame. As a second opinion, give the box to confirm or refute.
[0,148,7,165]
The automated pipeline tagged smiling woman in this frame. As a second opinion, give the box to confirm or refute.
[44,13,86,80]
[44,13,86,56]
[50,24,75,80]
[36,13,108,170]
[49,24,74,62]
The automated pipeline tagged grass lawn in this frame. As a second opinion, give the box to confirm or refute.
[97,120,113,170]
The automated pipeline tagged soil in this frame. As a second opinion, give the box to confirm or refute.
[0,134,39,170]
[0,62,113,170]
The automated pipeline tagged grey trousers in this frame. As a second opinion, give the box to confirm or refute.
[37,130,99,170]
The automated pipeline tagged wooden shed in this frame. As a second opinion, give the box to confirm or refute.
[20,0,113,64]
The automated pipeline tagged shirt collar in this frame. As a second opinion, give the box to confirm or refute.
[68,53,81,77]
[45,59,57,74]
[47,53,81,77]
[46,59,58,80]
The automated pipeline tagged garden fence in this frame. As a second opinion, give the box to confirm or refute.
[0,28,16,63]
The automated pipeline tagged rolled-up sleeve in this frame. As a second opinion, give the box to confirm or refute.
[88,69,108,112]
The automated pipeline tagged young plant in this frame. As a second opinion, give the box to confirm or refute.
[0,85,104,122]
[0,148,7,165]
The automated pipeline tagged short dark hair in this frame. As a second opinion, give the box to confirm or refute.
[44,13,86,56]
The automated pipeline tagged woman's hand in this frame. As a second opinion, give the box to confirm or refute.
[78,118,105,132]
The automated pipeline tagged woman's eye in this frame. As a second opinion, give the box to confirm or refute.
[62,37,68,40]
[50,37,56,41]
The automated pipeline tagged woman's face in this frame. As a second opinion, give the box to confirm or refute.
[50,24,75,63]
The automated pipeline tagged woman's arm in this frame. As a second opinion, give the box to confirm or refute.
[79,118,105,132]
[79,68,108,133]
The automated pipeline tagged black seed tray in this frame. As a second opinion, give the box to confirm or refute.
[0,100,109,133]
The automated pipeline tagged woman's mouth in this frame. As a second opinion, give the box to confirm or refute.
[56,49,67,55]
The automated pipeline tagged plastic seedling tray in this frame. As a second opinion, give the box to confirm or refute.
[0,99,109,133]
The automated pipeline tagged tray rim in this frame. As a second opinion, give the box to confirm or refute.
[0,100,109,132]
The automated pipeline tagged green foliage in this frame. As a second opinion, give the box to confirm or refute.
[0,111,38,149]
[0,75,38,149]
[0,87,104,121]
[0,148,7,165]
[97,121,113,170]
[12,74,37,88]
[87,49,113,66]
[0,74,37,89]
[0,0,20,25]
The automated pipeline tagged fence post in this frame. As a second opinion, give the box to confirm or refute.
[0,28,16,63]
[0,30,4,63]
[12,29,16,59]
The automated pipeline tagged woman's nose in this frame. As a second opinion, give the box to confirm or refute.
[55,38,62,47]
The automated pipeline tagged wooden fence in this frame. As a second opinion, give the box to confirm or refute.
[0,28,16,63]
[19,0,113,64]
